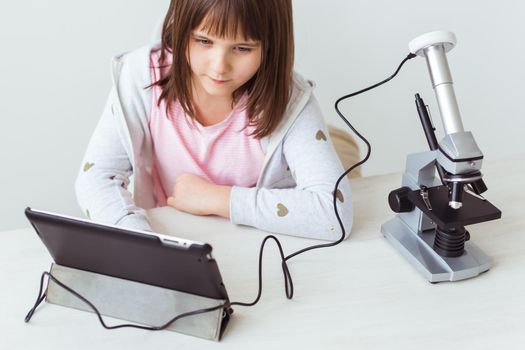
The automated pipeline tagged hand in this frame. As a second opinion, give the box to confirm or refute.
[167,173,232,218]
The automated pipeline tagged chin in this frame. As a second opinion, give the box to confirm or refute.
[204,89,231,98]
[203,85,235,98]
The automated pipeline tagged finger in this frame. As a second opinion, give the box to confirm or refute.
[167,196,176,207]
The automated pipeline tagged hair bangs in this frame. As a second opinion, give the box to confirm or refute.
[197,0,262,42]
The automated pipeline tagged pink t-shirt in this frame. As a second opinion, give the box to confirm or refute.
[148,50,265,206]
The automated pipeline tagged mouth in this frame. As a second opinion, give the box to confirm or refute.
[208,76,231,85]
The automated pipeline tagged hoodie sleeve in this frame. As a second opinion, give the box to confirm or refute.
[74,86,152,231]
[229,96,353,241]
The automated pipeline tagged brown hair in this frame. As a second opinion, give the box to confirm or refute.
[151,0,294,138]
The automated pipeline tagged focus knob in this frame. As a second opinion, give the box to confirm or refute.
[388,187,415,213]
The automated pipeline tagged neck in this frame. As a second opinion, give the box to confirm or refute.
[191,85,234,127]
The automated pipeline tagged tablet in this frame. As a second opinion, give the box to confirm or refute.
[25,207,229,301]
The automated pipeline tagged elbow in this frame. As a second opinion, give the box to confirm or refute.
[74,173,84,207]
[301,190,353,242]
[302,209,352,242]
[325,198,354,242]
[74,171,91,213]
[328,213,353,242]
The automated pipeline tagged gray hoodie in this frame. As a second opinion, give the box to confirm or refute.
[75,43,353,241]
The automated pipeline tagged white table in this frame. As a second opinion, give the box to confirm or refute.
[2,155,524,349]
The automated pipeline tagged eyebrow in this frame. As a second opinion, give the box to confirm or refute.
[191,32,261,47]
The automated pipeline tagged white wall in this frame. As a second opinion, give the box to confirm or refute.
[0,0,169,231]
[1,0,523,231]
[294,0,525,176]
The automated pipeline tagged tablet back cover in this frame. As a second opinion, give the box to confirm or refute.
[25,208,229,301]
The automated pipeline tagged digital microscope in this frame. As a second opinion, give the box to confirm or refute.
[381,31,501,282]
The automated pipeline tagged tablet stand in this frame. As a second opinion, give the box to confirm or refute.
[41,263,229,341]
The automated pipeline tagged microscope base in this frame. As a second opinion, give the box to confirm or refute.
[381,216,491,282]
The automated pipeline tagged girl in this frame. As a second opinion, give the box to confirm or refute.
[75,0,353,241]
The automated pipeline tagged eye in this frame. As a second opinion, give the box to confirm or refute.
[235,46,252,53]
[194,38,212,46]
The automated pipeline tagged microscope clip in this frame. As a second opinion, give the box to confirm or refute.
[419,186,433,211]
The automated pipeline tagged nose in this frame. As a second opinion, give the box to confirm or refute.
[210,48,231,76]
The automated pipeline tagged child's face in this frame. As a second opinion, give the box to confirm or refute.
[188,27,262,100]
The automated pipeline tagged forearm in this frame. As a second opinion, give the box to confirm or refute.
[229,184,353,241]
[75,167,152,230]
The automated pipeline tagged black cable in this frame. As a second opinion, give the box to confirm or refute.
[231,235,293,306]
[232,52,418,303]
[24,271,48,323]
[25,52,416,331]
